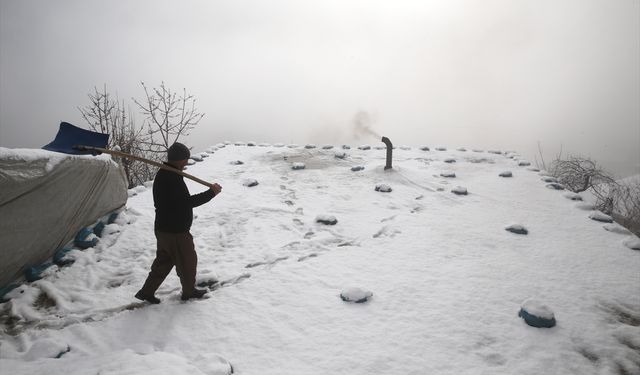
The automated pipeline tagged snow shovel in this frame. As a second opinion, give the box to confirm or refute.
[43,122,213,187]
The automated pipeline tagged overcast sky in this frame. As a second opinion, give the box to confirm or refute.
[1,0,638,176]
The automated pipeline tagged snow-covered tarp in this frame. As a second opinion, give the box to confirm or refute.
[0,148,127,288]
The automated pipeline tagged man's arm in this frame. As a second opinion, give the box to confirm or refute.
[189,183,222,208]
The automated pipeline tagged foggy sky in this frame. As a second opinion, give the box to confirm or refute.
[1,0,638,176]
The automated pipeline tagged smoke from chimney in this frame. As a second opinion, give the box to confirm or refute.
[352,111,381,140]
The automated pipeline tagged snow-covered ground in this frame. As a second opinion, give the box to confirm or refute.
[1,144,639,374]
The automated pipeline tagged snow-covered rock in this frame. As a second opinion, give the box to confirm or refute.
[340,287,373,303]
[187,159,196,165]
[375,184,392,193]
[440,171,456,178]
[305,144,316,149]
[322,145,334,150]
[541,176,558,183]
[518,298,556,328]
[623,236,640,250]
[247,141,256,146]
[420,146,430,151]
[351,166,365,172]
[358,145,371,150]
[517,160,531,167]
[451,186,468,195]
[243,179,259,187]
[315,215,338,225]
[603,224,632,235]
[457,147,467,152]
[589,211,613,223]
[334,152,347,160]
[292,162,306,170]
[563,192,582,201]
[273,143,285,148]
[342,145,351,150]
[435,146,447,151]
[505,224,528,235]
[191,154,204,162]
[444,158,456,163]
[546,183,565,190]
[499,171,513,178]
[229,160,244,165]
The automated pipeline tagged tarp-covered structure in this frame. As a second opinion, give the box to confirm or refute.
[0,148,128,288]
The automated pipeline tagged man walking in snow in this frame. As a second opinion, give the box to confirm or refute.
[135,142,222,303]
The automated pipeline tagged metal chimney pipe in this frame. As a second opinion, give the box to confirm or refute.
[381,136,392,170]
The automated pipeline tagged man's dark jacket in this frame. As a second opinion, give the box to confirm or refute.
[153,165,214,233]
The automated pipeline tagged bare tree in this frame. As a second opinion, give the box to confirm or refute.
[534,141,547,171]
[79,85,156,188]
[133,81,205,154]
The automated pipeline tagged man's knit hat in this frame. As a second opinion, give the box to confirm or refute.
[168,142,190,161]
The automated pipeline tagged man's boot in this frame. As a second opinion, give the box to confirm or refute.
[135,290,161,304]
[181,288,208,301]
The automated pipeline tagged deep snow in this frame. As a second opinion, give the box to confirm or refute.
[1,143,639,374]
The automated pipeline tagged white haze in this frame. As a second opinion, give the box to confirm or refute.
[0,0,638,176]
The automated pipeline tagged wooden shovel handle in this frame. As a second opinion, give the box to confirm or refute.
[76,146,213,188]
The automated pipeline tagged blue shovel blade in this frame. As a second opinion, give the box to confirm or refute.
[42,122,109,154]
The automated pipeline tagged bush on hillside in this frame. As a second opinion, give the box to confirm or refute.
[549,154,639,236]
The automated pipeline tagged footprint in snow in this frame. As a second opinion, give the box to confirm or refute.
[245,257,289,269]
[373,225,401,238]
[298,253,319,262]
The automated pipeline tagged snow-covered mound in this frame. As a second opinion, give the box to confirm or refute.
[1,144,639,375]
[518,298,556,328]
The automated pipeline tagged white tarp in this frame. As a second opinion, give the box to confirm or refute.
[0,148,128,288]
